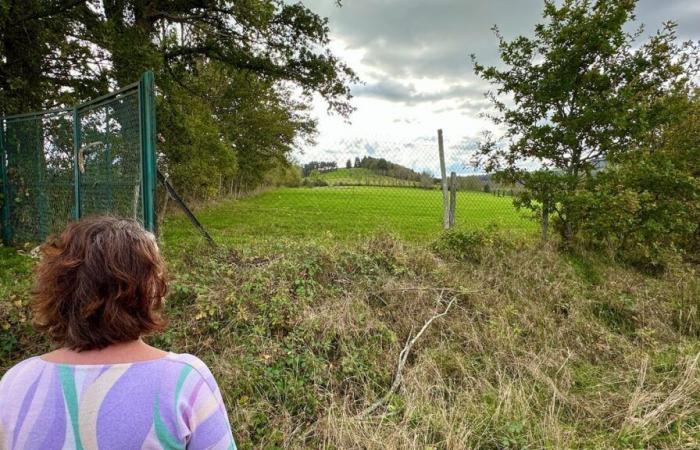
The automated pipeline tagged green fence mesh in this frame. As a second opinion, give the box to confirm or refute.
[0,72,156,245]
[77,89,143,222]
[4,110,74,243]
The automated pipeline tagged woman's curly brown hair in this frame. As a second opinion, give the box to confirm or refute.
[32,216,168,351]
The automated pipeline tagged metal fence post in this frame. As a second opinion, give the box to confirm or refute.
[72,107,81,220]
[1,119,12,244]
[139,70,157,233]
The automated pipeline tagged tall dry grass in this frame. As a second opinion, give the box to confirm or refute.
[2,232,698,449]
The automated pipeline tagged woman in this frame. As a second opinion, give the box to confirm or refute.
[0,216,236,449]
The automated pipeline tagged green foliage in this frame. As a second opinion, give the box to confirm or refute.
[419,171,435,189]
[356,156,423,182]
[301,170,329,187]
[570,94,700,270]
[264,164,302,188]
[306,168,419,187]
[0,1,108,114]
[158,63,311,197]
[431,228,513,263]
[0,247,42,359]
[472,0,699,242]
[0,0,357,198]
[1,1,356,114]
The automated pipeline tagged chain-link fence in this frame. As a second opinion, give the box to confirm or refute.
[0,72,156,245]
[291,130,537,237]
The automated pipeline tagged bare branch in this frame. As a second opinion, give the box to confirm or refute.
[359,296,457,418]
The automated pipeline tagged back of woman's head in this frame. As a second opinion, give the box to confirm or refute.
[32,216,168,351]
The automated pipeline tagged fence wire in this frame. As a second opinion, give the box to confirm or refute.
[1,73,155,245]
[4,110,74,243]
[77,90,143,222]
[292,134,536,235]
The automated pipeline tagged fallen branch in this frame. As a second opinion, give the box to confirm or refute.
[359,295,457,418]
[383,287,480,295]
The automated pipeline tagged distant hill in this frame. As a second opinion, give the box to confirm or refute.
[301,157,524,193]
[307,168,423,187]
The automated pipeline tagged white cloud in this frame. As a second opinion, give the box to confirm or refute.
[297,0,700,172]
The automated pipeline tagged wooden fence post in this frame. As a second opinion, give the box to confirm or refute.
[438,129,449,230]
[449,171,457,228]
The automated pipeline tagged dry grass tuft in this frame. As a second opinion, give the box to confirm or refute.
[2,232,699,449]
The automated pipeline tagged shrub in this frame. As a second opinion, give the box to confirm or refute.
[418,171,434,190]
[301,177,328,188]
[570,151,698,272]
[431,228,512,263]
[569,93,700,270]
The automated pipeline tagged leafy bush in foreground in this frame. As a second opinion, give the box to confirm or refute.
[570,94,700,272]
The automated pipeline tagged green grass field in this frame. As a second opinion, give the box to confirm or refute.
[3,186,699,449]
[310,168,419,186]
[162,186,536,247]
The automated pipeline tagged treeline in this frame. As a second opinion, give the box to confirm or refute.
[353,156,423,182]
[0,1,356,202]
[302,156,424,183]
[301,157,526,194]
[302,161,338,177]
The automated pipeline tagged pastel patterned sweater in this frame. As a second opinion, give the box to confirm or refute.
[0,352,236,449]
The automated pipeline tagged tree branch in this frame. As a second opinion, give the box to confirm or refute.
[358,295,457,418]
[17,0,86,23]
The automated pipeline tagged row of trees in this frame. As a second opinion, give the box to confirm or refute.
[352,156,423,182]
[304,156,425,183]
[302,161,338,177]
[0,0,356,199]
[473,0,699,267]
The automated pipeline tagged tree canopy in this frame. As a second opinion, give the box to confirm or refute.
[472,0,698,242]
[0,0,357,196]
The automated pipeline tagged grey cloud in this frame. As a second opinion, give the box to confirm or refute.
[352,79,489,105]
[305,0,700,83]
[305,0,550,80]
[433,98,492,116]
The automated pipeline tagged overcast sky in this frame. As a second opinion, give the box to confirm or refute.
[296,0,700,174]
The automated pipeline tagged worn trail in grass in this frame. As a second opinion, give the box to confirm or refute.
[162,186,536,247]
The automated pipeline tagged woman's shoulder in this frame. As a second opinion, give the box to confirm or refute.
[165,352,211,373]
[163,352,219,386]
[0,356,43,391]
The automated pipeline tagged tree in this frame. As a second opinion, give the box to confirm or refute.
[354,157,361,168]
[346,159,352,169]
[0,1,107,114]
[0,1,357,197]
[570,91,700,268]
[472,0,698,243]
[159,62,314,197]
[419,171,434,190]
[0,1,356,116]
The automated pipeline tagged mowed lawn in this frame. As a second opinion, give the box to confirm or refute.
[162,186,537,246]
